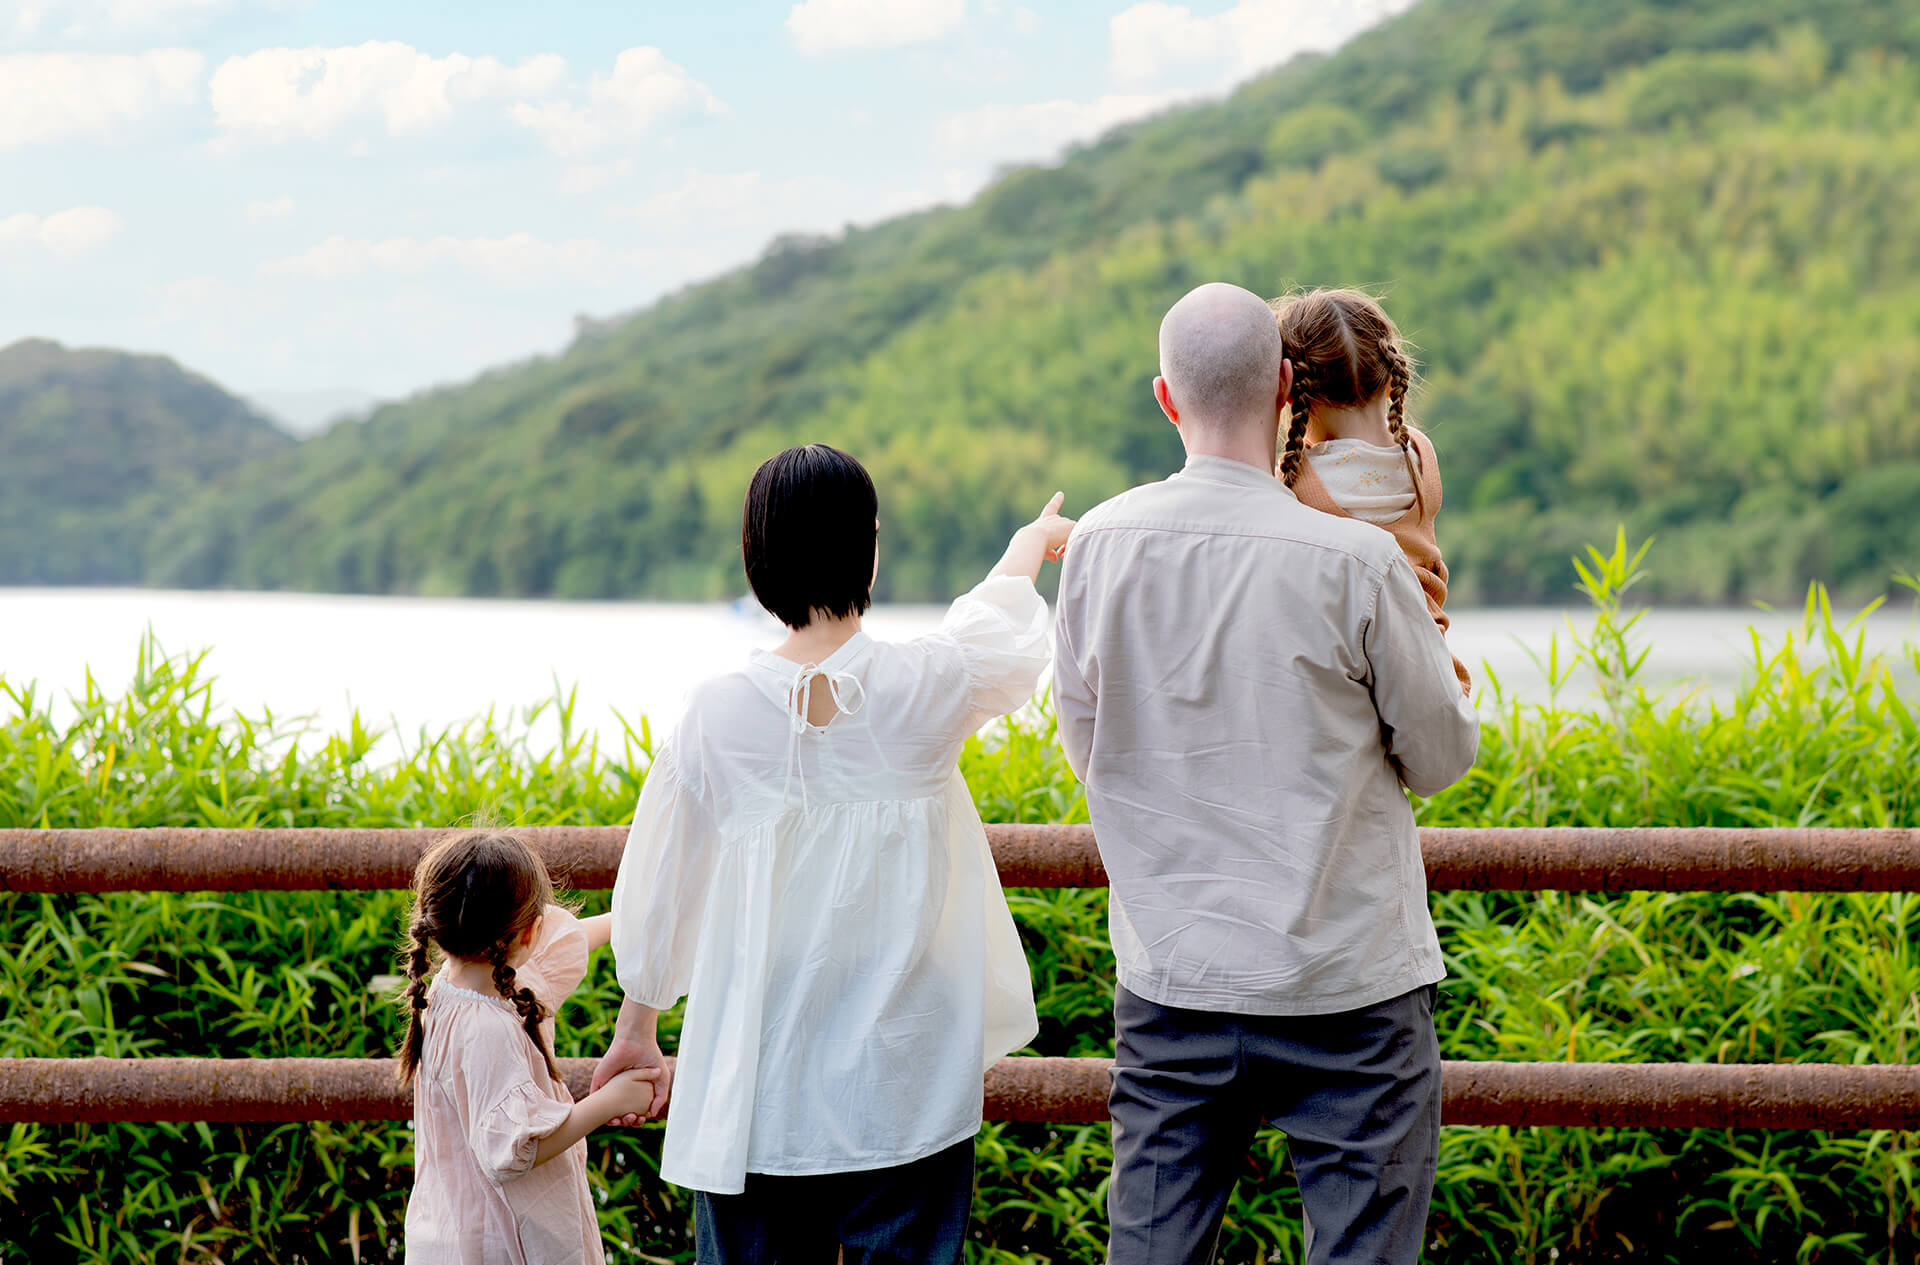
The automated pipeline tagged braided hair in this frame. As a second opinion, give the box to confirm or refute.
[395,828,560,1087]
[1378,334,1426,518]
[1278,361,1317,487]
[1269,288,1424,515]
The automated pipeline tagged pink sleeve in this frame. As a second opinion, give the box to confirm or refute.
[515,905,591,1012]
[470,1080,573,1184]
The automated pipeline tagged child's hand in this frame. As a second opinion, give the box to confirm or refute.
[600,1067,659,1123]
[593,1030,672,1125]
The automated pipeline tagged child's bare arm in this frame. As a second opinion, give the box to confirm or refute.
[531,1068,658,1167]
[578,912,613,953]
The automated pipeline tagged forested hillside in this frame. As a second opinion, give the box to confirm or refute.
[0,340,291,585]
[118,0,1920,600]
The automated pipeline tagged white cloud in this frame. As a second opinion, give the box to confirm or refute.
[786,0,965,55]
[1012,6,1040,35]
[617,169,939,236]
[260,233,646,285]
[558,158,634,196]
[159,273,230,311]
[624,170,767,228]
[208,42,567,142]
[244,194,295,219]
[509,46,724,157]
[0,205,124,255]
[1109,0,1415,86]
[0,49,202,147]
[937,91,1181,161]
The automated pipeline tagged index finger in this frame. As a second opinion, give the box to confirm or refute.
[1041,491,1065,517]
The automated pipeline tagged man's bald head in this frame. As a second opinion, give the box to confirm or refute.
[1158,282,1285,434]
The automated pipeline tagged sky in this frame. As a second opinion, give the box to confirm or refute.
[1,0,1411,410]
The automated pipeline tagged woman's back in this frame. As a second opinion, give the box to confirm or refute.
[611,576,1049,1195]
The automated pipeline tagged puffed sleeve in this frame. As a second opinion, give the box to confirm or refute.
[514,905,591,1013]
[930,574,1052,739]
[612,741,720,1010]
[470,1079,574,1184]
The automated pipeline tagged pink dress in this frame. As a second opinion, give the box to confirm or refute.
[404,906,602,1265]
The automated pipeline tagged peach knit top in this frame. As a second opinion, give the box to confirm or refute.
[1290,428,1472,695]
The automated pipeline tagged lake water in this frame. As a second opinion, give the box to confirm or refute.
[3,588,1915,754]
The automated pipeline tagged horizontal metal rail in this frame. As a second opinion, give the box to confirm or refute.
[4,826,1919,894]
[4,1058,1917,1130]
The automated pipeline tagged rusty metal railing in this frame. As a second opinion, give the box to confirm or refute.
[5,825,1919,893]
[3,1057,1916,1129]
[4,826,1919,1129]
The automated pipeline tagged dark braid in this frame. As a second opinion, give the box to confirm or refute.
[1380,336,1427,518]
[1278,364,1315,487]
[1271,287,1423,506]
[393,826,560,1088]
[396,919,435,1086]
[489,941,561,1084]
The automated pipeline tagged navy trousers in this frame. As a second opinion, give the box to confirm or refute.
[1107,983,1442,1265]
[693,1137,975,1265]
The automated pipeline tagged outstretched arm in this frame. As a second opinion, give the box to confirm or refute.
[578,913,614,953]
[533,1066,660,1164]
[989,492,1076,582]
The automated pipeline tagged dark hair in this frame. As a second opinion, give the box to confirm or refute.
[396,828,558,1088]
[742,444,879,630]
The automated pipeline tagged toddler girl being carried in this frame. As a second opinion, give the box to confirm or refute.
[1270,288,1472,694]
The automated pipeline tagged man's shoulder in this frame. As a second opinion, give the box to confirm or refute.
[1076,476,1403,576]
[1078,478,1175,531]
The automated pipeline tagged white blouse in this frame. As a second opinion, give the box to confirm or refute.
[1307,438,1421,525]
[610,575,1048,1195]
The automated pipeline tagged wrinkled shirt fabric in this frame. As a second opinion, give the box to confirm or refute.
[405,906,600,1265]
[612,576,1047,1195]
[1052,455,1479,1017]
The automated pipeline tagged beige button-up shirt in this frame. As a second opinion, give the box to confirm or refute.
[1052,454,1478,1016]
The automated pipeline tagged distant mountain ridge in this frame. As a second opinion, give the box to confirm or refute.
[0,338,292,585]
[12,0,1920,602]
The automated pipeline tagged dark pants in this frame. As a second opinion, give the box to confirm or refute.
[694,1138,975,1265]
[1108,983,1441,1265]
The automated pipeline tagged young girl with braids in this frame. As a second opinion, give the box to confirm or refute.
[1269,288,1472,694]
[398,828,659,1264]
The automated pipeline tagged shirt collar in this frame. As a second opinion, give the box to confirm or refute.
[1175,453,1294,496]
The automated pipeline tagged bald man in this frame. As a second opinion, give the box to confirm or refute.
[1052,283,1478,1265]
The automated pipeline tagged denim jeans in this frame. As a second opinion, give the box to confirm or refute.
[694,1136,975,1265]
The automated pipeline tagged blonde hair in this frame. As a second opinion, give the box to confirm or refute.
[1270,288,1423,515]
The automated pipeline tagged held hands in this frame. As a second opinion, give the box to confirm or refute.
[598,1067,660,1123]
[592,1036,672,1127]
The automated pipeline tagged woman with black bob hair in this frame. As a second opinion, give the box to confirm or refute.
[740,442,881,631]
[597,443,1075,1265]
